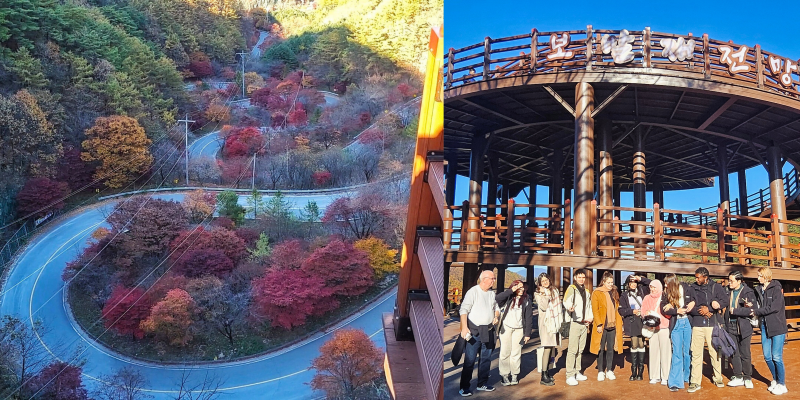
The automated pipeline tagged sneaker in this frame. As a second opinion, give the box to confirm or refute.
[688,384,701,393]
[650,378,661,384]
[745,379,754,389]
[566,376,579,386]
[769,381,778,392]
[510,375,519,385]
[576,373,588,381]
[598,372,605,381]
[670,387,679,392]
[459,388,473,397]
[662,380,669,386]
[606,371,616,380]
[729,377,744,387]
[500,376,511,386]
[476,385,495,392]
[715,380,725,388]
[773,384,788,395]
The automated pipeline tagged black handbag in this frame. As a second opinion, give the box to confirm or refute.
[559,287,574,338]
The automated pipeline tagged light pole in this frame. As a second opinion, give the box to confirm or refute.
[178,114,195,186]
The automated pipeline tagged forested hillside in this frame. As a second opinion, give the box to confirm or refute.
[0,0,246,226]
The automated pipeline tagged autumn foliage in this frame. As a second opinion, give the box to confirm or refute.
[102,286,152,340]
[183,190,217,223]
[15,177,69,219]
[26,361,88,400]
[81,116,153,189]
[310,329,383,399]
[223,126,264,157]
[140,288,196,346]
[353,237,399,279]
[175,249,235,278]
[252,239,373,329]
[170,227,247,264]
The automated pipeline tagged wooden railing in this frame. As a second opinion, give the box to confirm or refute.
[445,26,800,100]
[444,200,800,270]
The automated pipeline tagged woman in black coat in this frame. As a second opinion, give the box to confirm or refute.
[746,267,788,395]
[724,271,756,388]
[618,274,650,380]
[496,280,533,386]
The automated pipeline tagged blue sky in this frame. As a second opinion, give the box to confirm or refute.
[445,1,800,281]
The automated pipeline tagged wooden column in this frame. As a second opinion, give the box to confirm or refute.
[496,265,506,291]
[548,150,563,280]
[573,82,595,256]
[562,267,572,290]
[598,119,613,255]
[718,144,730,212]
[738,169,748,216]
[550,150,564,205]
[613,185,622,219]
[585,268,594,291]
[487,156,499,226]
[653,181,664,210]
[529,173,538,223]
[632,130,646,257]
[445,153,457,206]
[501,183,510,221]
[467,133,485,251]
[526,265,535,285]
[767,145,790,264]
[463,133,486,290]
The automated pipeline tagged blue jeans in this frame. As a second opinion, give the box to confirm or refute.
[460,332,494,390]
[668,318,692,388]
[761,325,786,385]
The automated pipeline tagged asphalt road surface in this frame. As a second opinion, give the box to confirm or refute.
[0,193,394,399]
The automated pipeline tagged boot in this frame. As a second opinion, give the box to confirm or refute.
[545,369,555,384]
[629,352,638,381]
[636,351,644,381]
[540,371,554,386]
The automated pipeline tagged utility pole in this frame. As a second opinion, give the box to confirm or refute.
[178,114,195,186]
[236,51,248,99]
[252,153,256,190]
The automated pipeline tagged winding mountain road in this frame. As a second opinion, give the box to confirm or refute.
[0,193,394,399]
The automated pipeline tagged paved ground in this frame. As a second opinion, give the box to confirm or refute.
[0,193,392,399]
[444,315,800,400]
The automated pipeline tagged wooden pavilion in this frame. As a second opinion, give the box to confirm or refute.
[443,27,800,328]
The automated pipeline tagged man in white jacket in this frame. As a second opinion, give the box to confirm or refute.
[458,269,501,396]
[562,268,594,386]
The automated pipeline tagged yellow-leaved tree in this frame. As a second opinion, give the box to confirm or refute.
[81,116,153,188]
[353,237,399,279]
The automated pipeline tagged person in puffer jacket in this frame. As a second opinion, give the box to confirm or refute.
[746,267,788,396]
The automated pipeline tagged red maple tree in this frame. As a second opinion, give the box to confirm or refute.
[101,286,152,340]
[268,239,307,270]
[250,267,332,329]
[15,177,69,219]
[302,239,373,297]
[174,249,235,278]
[26,361,88,400]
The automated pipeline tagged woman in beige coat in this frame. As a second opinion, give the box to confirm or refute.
[590,272,624,381]
[534,273,562,386]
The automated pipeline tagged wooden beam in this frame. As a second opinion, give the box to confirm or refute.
[727,142,744,168]
[730,106,772,132]
[755,116,800,140]
[668,91,685,122]
[542,86,575,117]
[592,84,628,118]
[613,122,641,148]
[459,98,524,125]
[698,97,737,130]
[660,126,761,164]
[498,92,545,118]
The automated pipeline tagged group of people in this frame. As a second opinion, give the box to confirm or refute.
[457,266,789,397]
